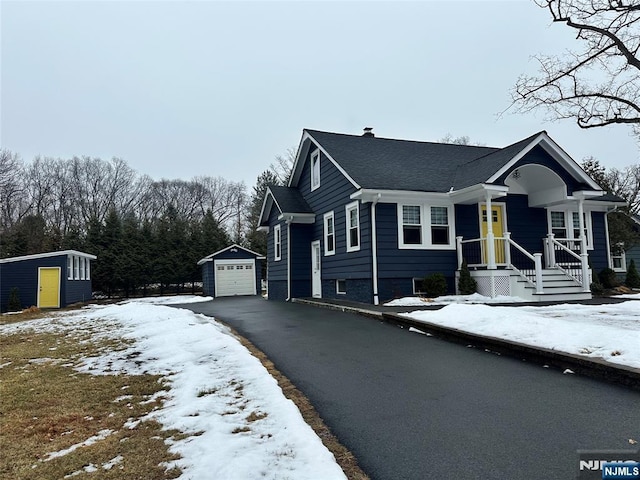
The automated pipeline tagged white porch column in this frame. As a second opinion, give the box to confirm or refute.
[577,198,590,291]
[485,191,496,270]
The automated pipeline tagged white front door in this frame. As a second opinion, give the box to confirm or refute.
[311,241,321,298]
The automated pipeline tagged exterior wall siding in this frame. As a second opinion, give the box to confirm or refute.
[268,280,288,302]
[290,224,312,298]
[295,145,372,302]
[201,262,214,296]
[321,278,372,303]
[590,212,609,272]
[375,203,456,302]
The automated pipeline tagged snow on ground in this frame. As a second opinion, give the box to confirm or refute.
[121,295,213,305]
[402,301,640,369]
[0,301,346,480]
[385,293,526,307]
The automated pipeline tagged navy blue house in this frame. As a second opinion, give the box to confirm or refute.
[197,244,264,298]
[258,128,625,304]
[0,250,97,312]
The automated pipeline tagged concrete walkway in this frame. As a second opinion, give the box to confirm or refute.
[176,297,640,480]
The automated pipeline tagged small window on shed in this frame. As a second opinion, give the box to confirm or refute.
[336,279,347,295]
[80,257,85,280]
[227,266,234,270]
[68,256,73,280]
[74,256,80,280]
[85,259,91,280]
[246,264,253,270]
[217,265,225,271]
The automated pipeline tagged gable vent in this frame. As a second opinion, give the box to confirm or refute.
[362,127,375,137]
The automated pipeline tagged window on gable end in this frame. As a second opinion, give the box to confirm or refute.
[274,224,282,261]
[324,211,335,255]
[311,150,320,191]
[346,201,360,252]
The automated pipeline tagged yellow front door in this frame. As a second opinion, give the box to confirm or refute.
[39,267,60,308]
[480,205,506,264]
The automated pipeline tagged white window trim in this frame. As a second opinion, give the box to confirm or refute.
[86,259,91,280]
[345,201,361,253]
[336,279,347,295]
[74,256,80,280]
[412,278,426,295]
[546,208,593,250]
[274,224,282,261]
[397,203,456,250]
[323,211,335,256]
[310,149,320,191]
[67,256,73,280]
[80,257,85,280]
[611,244,627,272]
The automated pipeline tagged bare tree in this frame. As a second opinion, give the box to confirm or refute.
[269,147,296,185]
[511,1,640,133]
[439,134,485,146]
[0,150,27,231]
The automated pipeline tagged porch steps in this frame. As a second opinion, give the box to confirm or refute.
[516,268,591,302]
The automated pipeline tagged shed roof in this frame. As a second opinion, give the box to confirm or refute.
[0,250,97,264]
[197,244,265,265]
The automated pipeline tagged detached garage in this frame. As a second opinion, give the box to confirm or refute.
[198,244,264,298]
[0,250,97,312]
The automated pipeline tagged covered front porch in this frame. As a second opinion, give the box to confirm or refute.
[450,163,600,302]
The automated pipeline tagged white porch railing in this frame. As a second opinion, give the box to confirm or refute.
[543,234,590,292]
[456,232,583,295]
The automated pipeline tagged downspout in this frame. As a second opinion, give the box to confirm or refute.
[604,205,618,272]
[371,194,381,305]
[286,217,293,301]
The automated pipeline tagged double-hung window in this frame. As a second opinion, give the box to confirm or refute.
[346,201,360,252]
[324,211,335,255]
[548,210,592,249]
[311,150,320,191]
[430,206,450,245]
[274,224,282,261]
[402,206,422,245]
[398,204,454,249]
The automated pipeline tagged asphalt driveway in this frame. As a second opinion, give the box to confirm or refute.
[176,296,640,480]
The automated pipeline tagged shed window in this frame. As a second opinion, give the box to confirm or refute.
[80,257,85,280]
[324,211,335,255]
[85,259,91,280]
[311,150,320,191]
[274,224,282,261]
[67,256,73,280]
[346,201,360,252]
[74,256,80,280]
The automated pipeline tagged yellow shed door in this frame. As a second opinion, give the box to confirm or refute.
[39,267,61,308]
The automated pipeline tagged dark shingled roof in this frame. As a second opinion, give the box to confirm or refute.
[268,185,313,214]
[305,129,545,192]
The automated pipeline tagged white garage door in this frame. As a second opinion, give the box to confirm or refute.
[214,260,256,297]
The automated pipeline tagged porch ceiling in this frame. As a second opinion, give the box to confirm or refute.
[504,164,567,207]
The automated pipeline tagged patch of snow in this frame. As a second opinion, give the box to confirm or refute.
[616,293,640,299]
[102,455,123,470]
[385,293,526,307]
[121,295,213,305]
[403,301,640,368]
[44,429,113,461]
[408,327,432,336]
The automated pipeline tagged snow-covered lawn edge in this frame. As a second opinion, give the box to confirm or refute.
[1,302,346,480]
[385,293,526,307]
[401,301,640,369]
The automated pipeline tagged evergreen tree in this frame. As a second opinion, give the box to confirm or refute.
[98,209,125,296]
[458,260,477,295]
[245,170,279,256]
[626,259,640,288]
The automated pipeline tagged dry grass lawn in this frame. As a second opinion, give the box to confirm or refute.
[0,310,183,480]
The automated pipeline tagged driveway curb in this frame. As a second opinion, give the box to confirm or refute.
[293,298,640,391]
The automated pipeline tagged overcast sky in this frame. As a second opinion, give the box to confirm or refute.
[2,0,638,189]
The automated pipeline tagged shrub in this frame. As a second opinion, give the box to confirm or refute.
[626,259,640,288]
[422,273,448,298]
[458,259,477,295]
[598,268,619,289]
[8,287,21,312]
